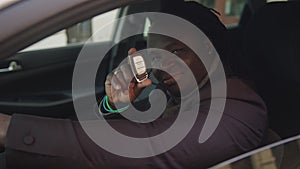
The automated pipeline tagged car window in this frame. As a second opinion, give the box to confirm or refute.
[21,8,120,52]
[213,136,300,169]
[185,0,246,27]
[267,0,288,2]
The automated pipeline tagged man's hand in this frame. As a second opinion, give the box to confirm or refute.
[0,113,11,151]
[105,48,152,105]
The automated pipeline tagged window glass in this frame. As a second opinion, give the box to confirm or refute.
[143,17,151,38]
[91,9,120,42]
[186,0,215,8]
[185,0,246,27]
[214,137,300,169]
[225,0,245,17]
[267,0,288,2]
[21,8,120,52]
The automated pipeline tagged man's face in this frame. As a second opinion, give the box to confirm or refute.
[147,34,207,97]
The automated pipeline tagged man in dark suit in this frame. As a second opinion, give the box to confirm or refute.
[0,1,268,169]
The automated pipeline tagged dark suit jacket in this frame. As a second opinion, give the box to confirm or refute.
[5,78,268,169]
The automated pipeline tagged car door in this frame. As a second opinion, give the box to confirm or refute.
[0,8,121,118]
[0,0,159,119]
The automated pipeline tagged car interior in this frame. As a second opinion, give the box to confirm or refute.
[239,1,300,139]
[0,0,299,167]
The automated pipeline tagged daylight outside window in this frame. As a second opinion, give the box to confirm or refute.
[186,0,245,26]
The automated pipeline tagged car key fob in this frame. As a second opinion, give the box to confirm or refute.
[128,54,148,83]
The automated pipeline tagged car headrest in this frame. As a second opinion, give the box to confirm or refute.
[243,2,300,88]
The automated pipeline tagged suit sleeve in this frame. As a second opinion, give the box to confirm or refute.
[4,80,268,169]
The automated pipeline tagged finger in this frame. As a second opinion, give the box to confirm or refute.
[137,78,152,88]
[128,48,137,55]
[129,82,135,89]
[110,87,130,104]
[105,73,115,102]
[118,90,131,103]
[105,73,113,85]
[128,82,137,101]
[111,75,122,90]
[120,64,134,83]
[111,90,120,103]
[113,70,127,89]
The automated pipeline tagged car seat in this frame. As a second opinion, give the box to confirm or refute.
[242,1,300,138]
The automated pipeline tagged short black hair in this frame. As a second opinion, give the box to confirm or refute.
[150,0,235,76]
[151,1,228,62]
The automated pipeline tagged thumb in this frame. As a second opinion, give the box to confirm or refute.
[137,78,152,88]
[128,79,152,101]
[128,48,137,55]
